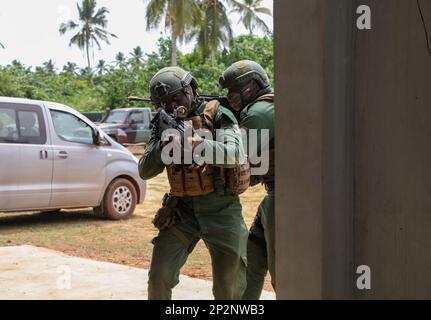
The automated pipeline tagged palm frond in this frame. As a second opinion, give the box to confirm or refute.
[59,20,79,34]
[229,0,271,35]
[146,0,167,31]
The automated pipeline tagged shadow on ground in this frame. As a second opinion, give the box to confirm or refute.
[0,210,102,230]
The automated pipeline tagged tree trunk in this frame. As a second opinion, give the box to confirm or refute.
[86,42,91,69]
[171,24,177,66]
[85,43,94,85]
[211,47,216,66]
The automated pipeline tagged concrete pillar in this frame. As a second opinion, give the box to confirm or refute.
[275,0,431,299]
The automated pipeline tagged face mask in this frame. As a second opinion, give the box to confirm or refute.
[241,80,259,104]
[227,91,243,111]
[228,81,260,111]
[161,87,193,116]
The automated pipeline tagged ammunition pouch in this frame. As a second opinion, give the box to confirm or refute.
[167,164,215,197]
[152,193,182,230]
[225,162,251,195]
[166,162,250,197]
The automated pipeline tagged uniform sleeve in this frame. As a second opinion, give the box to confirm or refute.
[138,133,165,181]
[202,107,245,169]
[240,102,274,160]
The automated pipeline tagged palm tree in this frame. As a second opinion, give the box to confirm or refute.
[230,0,271,35]
[11,60,24,69]
[96,59,107,74]
[115,52,126,66]
[130,46,144,65]
[144,0,202,65]
[59,0,117,69]
[43,59,56,73]
[63,62,79,75]
[192,0,233,66]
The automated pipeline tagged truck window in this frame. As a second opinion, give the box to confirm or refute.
[129,111,144,124]
[0,105,46,145]
[50,110,94,145]
[104,110,128,123]
[0,108,17,141]
[144,110,151,124]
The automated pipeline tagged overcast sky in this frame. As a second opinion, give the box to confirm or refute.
[0,0,273,70]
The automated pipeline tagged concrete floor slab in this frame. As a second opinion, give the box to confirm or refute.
[0,245,276,300]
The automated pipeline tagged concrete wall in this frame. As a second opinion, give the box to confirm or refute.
[354,0,431,299]
[276,0,431,299]
[275,0,325,300]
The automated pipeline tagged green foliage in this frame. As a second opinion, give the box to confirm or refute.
[0,35,273,112]
[223,34,274,85]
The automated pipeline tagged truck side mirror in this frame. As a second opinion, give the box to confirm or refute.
[93,127,103,145]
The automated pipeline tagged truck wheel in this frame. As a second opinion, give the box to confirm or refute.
[94,178,137,220]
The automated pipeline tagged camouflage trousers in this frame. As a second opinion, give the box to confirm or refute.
[147,193,248,300]
[242,192,275,300]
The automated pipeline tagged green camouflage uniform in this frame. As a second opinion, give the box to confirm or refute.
[240,87,275,300]
[139,102,248,300]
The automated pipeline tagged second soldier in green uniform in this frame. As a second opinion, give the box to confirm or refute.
[219,60,275,300]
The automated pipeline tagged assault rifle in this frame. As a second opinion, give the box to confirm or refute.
[128,95,240,122]
[155,106,226,196]
[158,107,194,146]
[127,95,228,195]
[128,95,230,108]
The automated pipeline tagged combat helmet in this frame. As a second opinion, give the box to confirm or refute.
[219,60,270,90]
[149,66,198,104]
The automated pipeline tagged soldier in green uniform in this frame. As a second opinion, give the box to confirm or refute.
[219,60,275,300]
[139,66,250,300]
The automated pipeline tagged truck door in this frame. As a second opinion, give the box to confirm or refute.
[128,110,146,143]
[129,110,151,144]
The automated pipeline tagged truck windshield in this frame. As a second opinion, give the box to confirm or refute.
[104,111,128,123]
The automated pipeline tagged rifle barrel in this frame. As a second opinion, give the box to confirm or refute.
[128,96,152,102]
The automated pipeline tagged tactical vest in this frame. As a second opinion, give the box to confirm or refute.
[166,100,251,197]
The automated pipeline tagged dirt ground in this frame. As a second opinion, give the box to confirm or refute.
[0,147,273,293]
